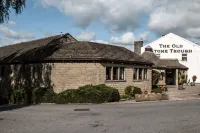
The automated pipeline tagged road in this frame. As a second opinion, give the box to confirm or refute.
[1,100,200,133]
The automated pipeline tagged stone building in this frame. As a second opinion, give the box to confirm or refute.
[0,33,153,96]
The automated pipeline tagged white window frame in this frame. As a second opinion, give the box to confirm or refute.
[106,67,125,81]
[182,54,187,61]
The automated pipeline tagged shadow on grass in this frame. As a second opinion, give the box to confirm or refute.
[0,104,31,112]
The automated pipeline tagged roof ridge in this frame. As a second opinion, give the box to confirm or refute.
[82,41,134,53]
[0,33,68,49]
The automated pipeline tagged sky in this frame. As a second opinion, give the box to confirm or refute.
[1,0,200,50]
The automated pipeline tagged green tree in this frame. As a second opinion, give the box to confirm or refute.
[0,0,26,23]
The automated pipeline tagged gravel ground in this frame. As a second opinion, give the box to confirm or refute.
[1,100,200,133]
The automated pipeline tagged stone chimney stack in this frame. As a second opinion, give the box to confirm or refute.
[134,41,143,55]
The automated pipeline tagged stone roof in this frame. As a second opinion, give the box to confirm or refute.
[0,34,152,65]
[141,51,188,69]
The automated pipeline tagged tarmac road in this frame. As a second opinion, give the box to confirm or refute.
[0,100,200,133]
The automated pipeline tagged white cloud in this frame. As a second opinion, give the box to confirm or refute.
[40,0,200,40]
[91,40,109,44]
[0,37,32,46]
[76,31,96,41]
[110,32,135,45]
[0,25,35,40]
[0,26,35,46]
[8,21,16,26]
[41,0,153,32]
[110,31,149,45]
[148,0,200,38]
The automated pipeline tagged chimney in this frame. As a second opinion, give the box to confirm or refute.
[134,41,143,55]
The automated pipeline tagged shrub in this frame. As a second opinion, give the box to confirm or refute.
[32,87,57,104]
[109,88,120,102]
[9,89,26,104]
[7,84,120,104]
[56,84,120,104]
[120,94,129,99]
[133,87,142,95]
[124,86,142,97]
[56,89,80,104]
[192,75,197,82]
[151,88,163,94]
[124,86,134,96]
[152,70,161,85]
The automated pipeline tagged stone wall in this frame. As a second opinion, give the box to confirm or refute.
[50,62,152,94]
[51,63,104,93]
[102,63,152,94]
[0,62,152,96]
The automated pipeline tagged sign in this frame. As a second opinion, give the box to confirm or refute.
[154,44,192,54]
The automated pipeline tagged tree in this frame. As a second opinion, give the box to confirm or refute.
[0,0,26,23]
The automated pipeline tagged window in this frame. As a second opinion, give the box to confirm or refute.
[133,68,148,80]
[139,69,143,79]
[113,67,118,80]
[106,67,112,80]
[133,68,138,80]
[106,67,125,81]
[182,54,187,61]
[143,69,147,79]
[145,47,153,52]
[119,68,125,80]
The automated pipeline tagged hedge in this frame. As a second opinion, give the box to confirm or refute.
[8,84,120,104]
[56,84,120,104]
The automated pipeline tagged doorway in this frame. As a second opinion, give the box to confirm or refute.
[166,69,176,85]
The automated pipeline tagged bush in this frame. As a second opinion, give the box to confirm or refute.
[120,94,129,99]
[192,75,197,82]
[133,87,142,95]
[7,84,120,104]
[9,89,26,104]
[56,84,120,104]
[124,86,134,96]
[32,87,57,104]
[124,86,142,97]
[151,88,163,94]
[56,89,80,104]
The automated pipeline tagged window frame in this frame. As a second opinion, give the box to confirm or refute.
[133,68,149,81]
[143,69,148,80]
[139,68,143,80]
[119,67,125,80]
[182,54,187,61]
[106,67,125,81]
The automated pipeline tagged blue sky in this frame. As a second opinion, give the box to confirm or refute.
[0,0,200,50]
